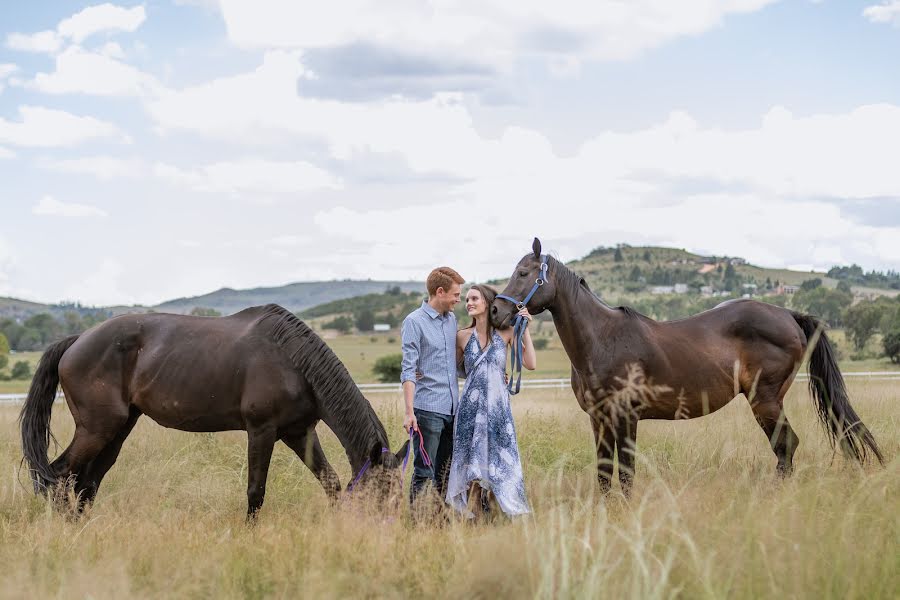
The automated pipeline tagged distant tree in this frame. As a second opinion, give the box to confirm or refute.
[791,286,852,327]
[372,353,403,383]
[190,307,222,317]
[322,315,353,334]
[386,285,403,296]
[614,247,624,262]
[628,266,642,281]
[355,308,375,332]
[0,354,8,372]
[799,278,822,292]
[643,250,652,262]
[883,330,900,363]
[836,280,853,294]
[723,263,738,291]
[532,337,549,351]
[0,332,9,356]
[843,302,885,350]
[10,361,31,380]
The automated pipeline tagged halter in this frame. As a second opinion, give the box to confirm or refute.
[496,255,549,394]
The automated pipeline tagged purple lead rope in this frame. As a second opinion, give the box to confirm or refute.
[347,428,431,494]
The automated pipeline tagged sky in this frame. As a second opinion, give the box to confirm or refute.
[1,0,900,307]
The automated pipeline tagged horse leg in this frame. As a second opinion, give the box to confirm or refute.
[616,416,638,496]
[591,415,616,494]
[55,399,131,511]
[78,407,141,505]
[749,393,799,476]
[246,425,277,519]
[281,426,341,501]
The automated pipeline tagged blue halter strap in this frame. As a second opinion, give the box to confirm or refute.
[496,256,548,395]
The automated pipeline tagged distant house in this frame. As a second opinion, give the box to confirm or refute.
[729,257,747,265]
[650,286,675,295]
[775,285,799,295]
[373,324,391,332]
[673,283,689,294]
[700,285,715,296]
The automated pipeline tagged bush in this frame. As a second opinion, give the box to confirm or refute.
[532,338,549,351]
[372,353,403,383]
[883,330,900,363]
[322,315,353,334]
[10,361,31,380]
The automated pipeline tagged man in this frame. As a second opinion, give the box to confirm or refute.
[401,266,464,506]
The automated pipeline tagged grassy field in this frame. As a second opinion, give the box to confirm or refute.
[0,380,896,599]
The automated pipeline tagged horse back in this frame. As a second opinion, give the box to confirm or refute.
[58,307,312,432]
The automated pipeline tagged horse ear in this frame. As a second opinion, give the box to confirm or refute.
[393,439,410,467]
[370,442,384,465]
[532,237,542,258]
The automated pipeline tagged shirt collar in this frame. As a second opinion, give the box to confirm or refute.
[421,300,444,319]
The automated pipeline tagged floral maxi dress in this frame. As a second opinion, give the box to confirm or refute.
[446,329,530,516]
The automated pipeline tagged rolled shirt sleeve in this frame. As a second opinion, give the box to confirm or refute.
[400,317,420,384]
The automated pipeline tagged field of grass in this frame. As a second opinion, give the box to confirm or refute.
[0,379,896,598]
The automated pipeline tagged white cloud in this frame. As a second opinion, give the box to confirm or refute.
[32,195,109,218]
[7,3,146,55]
[6,31,62,54]
[145,50,900,204]
[153,158,343,195]
[28,45,161,96]
[218,0,779,67]
[98,41,126,59]
[0,147,14,159]
[61,257,135,306]
[863,1,900,25]
[0,105,125,147]
[39,155,146,179]
[57,4,146,44]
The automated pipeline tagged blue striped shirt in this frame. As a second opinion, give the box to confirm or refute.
[400,301,459,415]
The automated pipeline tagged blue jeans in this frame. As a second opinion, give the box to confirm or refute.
[410,408,454,504]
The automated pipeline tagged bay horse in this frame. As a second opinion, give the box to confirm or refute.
[492,239,883,493]
[20,304,409,517]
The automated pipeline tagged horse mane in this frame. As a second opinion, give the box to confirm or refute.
[256,304,388,455]
[548,256,649,320]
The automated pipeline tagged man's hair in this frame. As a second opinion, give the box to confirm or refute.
[426,267,465,297]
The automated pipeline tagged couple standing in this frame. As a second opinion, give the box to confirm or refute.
[400,267,537,518]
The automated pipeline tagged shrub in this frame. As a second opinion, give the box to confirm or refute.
[533,338,549,351]
[372,353,403,383]
[883,330,900,363]
[10,361,31,380]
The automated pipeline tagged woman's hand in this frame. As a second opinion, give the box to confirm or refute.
[517,307,533,325]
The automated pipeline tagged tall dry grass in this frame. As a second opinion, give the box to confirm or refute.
[0,381,896,599]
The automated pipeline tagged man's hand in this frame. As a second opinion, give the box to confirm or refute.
[403,412,419,433]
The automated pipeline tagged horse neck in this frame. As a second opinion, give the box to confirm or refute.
[548,265,618,373]
[318,392,388,475]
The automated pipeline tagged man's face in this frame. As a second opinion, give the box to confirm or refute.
[436,282,461,314]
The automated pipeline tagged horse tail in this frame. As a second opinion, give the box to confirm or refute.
[792,313,884,465]
[19,335,80,493]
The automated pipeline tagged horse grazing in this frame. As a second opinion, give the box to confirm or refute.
[20,304,409,517]
[493,238,883,493]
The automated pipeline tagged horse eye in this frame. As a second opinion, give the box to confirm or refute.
[518,271,528,277]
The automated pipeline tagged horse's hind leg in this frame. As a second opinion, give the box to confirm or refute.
[748,388,799,476]
[78,407,141,505]
[281,425,341,501]
[246,425,277,519]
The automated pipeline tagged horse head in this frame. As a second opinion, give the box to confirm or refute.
[491,237,555,329]
[346,439,411,505]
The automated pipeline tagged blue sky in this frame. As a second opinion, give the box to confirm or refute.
[1,1,899,306]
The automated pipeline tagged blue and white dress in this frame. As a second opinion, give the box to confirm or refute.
[446,329,530,516]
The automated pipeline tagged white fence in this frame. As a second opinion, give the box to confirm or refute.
[2,372,898,404]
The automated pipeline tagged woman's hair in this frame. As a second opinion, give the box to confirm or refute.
[463,284,498,338]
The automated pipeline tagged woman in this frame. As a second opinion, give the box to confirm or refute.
[445,284,536,519]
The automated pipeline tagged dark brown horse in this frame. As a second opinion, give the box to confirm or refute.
[20,304,409,516]
[493,239,883,493]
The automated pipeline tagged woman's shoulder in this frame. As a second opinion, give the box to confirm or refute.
[457,327,473,342]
